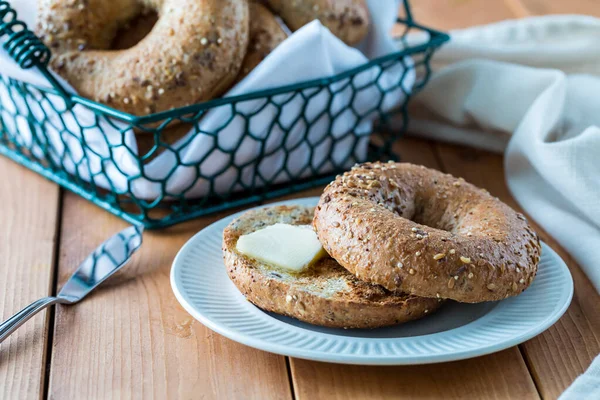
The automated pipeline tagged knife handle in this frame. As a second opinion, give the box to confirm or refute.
[0,296,61,343]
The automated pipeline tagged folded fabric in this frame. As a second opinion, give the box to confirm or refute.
[559,354,600,400]
[1,0,412,200]
[408,15,600,295]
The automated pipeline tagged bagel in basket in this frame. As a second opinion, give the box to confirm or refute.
[223,205,442,329]
[313,162,541,303]
[36,0,249,115]
[264,0,370,45]
[237,1,288,81]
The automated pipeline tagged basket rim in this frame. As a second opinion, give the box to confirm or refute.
[3,18,449,126]
[0,5,450,229]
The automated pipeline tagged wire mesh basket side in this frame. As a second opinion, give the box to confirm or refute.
[0,0,449,228]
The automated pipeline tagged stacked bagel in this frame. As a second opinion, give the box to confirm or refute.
[36,0,370,116]
[223,162,541,329]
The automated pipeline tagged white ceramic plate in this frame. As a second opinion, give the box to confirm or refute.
[171,197,573,365]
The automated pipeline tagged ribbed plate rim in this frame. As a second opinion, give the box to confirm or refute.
[170,197,573,365]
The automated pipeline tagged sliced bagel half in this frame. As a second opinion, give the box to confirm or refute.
[222,205,442,329]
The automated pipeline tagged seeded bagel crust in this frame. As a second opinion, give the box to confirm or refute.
[264,0,370,45]
[313,162,541,303]
[236,2,288,81]
[223,205,442,329]
[37,0,249,116]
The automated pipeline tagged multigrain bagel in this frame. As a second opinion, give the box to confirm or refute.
[313,162,541,303]
[264,0,370,45]
[223,205,442,329]
[36,0,249,115]
[237,1,288,81]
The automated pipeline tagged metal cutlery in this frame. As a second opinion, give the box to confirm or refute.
[0,225,143,343]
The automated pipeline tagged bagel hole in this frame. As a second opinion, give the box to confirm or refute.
[111,10,158,50]
[411,215,455,233]
[407,202,458,233]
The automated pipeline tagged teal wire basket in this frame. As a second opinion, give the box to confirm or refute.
[0,1,448,228]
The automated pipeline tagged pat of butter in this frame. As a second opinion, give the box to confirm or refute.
[236,223,326,273]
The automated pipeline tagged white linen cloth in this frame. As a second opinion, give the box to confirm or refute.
[1,0,411,199]
[559,354,600,400]
[408,16,600,398]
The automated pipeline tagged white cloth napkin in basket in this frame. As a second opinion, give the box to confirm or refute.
[406,16,600,398]
[0,0,412,200]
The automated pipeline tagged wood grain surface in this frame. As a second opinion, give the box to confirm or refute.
[434,143,600,399]
[0,159,60,399]
[291,349,539,400]
[410,0,518,30]
[519,0,599,16]
[47,194,293,399]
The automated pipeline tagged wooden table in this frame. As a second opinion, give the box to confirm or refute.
[1,1,599,399]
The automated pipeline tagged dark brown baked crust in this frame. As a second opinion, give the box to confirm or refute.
[264,0,370,45]
[36,0,249,116]
[237,2,288,81]
[223,205,442,329]
[313,162,541,303]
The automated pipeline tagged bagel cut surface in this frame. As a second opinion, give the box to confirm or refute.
[313,162,541,303]
[223,205,442,329]
[37,0,249,116]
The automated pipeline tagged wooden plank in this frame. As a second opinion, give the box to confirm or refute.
[47,193,293,399]
[392,136,439,168]
[0,159,60,399]
[518,0,600,16]
[292,349,538,400]
[408,0,519,30]
[289,138,540,400]
[433,143,600,399]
